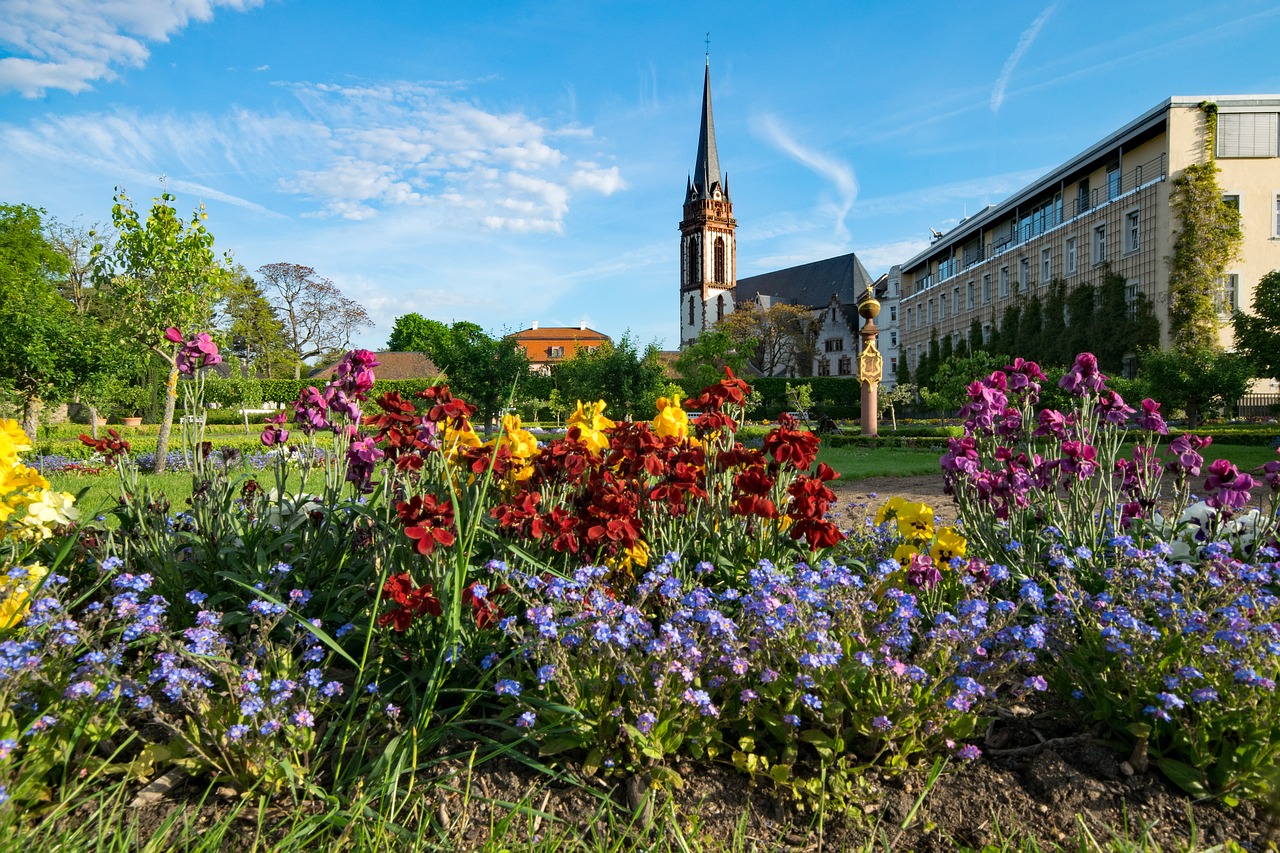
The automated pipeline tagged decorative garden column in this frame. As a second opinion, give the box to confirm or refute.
[857,293,883,437]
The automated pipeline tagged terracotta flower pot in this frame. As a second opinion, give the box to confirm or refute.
[120,417,143,427]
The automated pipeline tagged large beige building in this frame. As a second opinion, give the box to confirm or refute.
[898,96,1280,382]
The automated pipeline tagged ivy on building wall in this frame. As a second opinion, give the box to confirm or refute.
[1166,101,1242,353]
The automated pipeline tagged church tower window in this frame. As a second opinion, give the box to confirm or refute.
[716,294,725,322]
[688,296,695,326]
[714,237,726,283]
[687,238,700,285]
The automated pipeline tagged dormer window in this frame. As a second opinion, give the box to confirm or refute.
[548,346,564,359]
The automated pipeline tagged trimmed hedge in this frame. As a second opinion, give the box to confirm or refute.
[1165,427,1280,447]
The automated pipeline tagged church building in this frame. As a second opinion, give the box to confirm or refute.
[679,61,897,384]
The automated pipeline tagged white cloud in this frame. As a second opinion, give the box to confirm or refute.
[0,0,263,97]
[990,5,1056,113]
[754,113,858,242]
[853,238,932,272]
[569,162,626,195]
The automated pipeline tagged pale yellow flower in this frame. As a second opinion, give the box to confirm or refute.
[651,397,689,440]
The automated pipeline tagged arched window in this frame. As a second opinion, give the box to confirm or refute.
[714,237,726,283]
[688,295,695,326]
[716,294,725,322]
[686,238,700,285]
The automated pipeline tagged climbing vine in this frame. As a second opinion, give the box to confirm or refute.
[1165,102,1242,353]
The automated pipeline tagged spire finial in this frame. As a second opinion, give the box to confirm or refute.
[705,32,710,63]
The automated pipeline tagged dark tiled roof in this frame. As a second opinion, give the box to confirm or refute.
[310,351,440,381]
[735,253,874,311]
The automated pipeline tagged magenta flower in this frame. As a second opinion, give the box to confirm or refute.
[1166,434,1208,478]
[345,434,383,492]
[1059,352,1107,396]
[293,386,330,434]
[1203,458,1255,510]
[906,552,941,589]
[333,349,380,400]
[1136,398,1168,435]
[164,327,185,343]
[260,411,290,447]
[174,331,223,375]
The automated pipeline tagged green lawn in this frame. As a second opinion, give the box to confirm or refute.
[49,469,327,520]
[816,445,944,480]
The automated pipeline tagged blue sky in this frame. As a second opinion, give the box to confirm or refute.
[3,0,1279,352]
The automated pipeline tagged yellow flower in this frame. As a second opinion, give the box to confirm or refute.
[930,527,967,565]
[892,543,919,568]
[0,585,31,629]
[25,490,80,528]
[568,400,615,456]
[0,563,46,630]
[493,414,540,481]
[896,502,934,542]
[874,496,906,526]
[606,540,651,574]
[651,397,689,440]
[0,419,32,468]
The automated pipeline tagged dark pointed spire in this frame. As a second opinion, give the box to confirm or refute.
[691,60,724,201]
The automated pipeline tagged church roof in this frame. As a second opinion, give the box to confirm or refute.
[689,62,725,201]
[735,253,874,311]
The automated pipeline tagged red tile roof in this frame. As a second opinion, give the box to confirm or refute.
[508,327,611,363]
[310,351,441,381]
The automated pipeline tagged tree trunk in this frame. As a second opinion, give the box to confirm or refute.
[294,360,302,380]
[21,396,40,442]
[154,363,180,474]
[90,405,100,440]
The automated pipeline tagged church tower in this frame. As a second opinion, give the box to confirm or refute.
[679,60,737,348]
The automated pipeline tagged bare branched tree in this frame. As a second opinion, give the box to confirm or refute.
[256,263,373,378]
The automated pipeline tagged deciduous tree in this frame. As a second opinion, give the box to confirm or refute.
[717,301,817,376]
[256,262,372,379]
[1233,269,1280,383]
[92,189,226,473]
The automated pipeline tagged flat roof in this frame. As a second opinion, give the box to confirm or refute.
[901,95,1280,271]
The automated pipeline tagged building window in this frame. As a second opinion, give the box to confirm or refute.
[688,296,695,326]
[716,293,725,322]
[1107,164,1120,200]
[927,300,934,323]
[1019,257,1030,291]
[967,281,975,310]
[999,266,1009,298]
[890,357,897,374]
[890,331,898,347]
[1093,224,1107,265]
[1274,193,1280,237]
[982,273,991,304]
[824,338,844,353]
[1066,237,1077,274]
[1125,279,1139,321]
[837,356,852,376]
[1077,178,1090,214]
[1216,112,1280,158]
[939,295,948,319]
[982,323,991,344]
[1215,274,1239,316]
[1124,209,1140,253]
[889,305,897,322]
[687,238,700,284]
[549,346,565,359]
[1223,193,1240,212]
[1041,247,1051,282]
[906,307,913,330]
[818,358,831,377]
[714,237,726,283]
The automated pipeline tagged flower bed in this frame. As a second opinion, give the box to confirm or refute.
[1,336,1277,844]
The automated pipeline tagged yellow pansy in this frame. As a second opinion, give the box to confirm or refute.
[896,502,935,542]
[930,527,967,565]
[874,496,906,526]
[0,585,31,629]
[892,543,919,568]
[651,397,689,440]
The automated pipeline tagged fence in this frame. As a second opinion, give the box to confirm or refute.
[1237,393,1280,417]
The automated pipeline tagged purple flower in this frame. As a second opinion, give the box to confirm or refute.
[516,711,536,729]
[1024,675,1048,692]
[292,709,316,728]
[495,679,522,697]
[956,744,982,761]
[1059,352,1106,396]
[872,715,891,730]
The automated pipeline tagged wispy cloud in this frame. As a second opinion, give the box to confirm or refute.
[753,113,858,242]
[991,4,1057,113]
[0,0,263,97]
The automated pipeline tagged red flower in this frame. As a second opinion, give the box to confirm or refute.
[78,429,131,463]
[490,489,547,539]
[763,423,821,470]
[396,494,457,556]
[462,581,511,629]
[377,572,442,631]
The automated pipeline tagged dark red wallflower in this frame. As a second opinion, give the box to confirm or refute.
[490,489,546,539]
[417,384,478,426]
[763,423,821,470]
[462,581,511,629]
[377,572,442,631]
[396,494,457,556]
[78,429,131,463]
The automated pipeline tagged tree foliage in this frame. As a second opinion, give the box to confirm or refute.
[918,351,1009,415]
[256,263,372,379]
[717,301,817,376]
[387,314,529,429]
[219,268,292,378]
[552,335,667,420]
[1232,269,1280,382]
[1140,346,1253,427]
[674,328,749,391]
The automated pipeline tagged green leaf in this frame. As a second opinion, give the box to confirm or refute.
[649,766,684,790]
[1157,757,1209,798]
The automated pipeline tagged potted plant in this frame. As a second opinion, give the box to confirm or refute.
[113,384,149,426]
